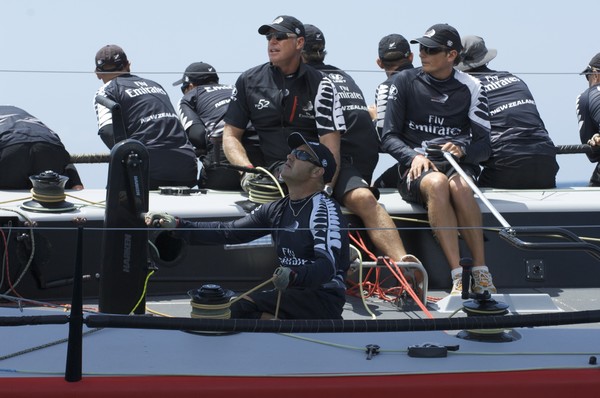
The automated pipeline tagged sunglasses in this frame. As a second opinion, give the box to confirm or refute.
[419,44,449,55]
[265,32,297,41]
[180,81,191,94]
[291,148,321,167]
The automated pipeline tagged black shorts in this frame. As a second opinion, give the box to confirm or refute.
[0,142,72,189]
[398,159,478,208]
[231,287,345,320]
[478,155,559,189]
[332,156,380,203]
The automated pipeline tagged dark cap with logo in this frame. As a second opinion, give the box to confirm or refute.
[378,34,411,61]
[288,132,336,184]
[95,44,128,72]
[172,62,219,86]
[410,23,462,52]
[304,24,325,51]
[581,53,600,75]
[258,15,305,38]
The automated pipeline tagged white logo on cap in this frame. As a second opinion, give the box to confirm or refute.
[321,159,328,167]
[424,28,436,38]
[389,42,397,49]
[446,40,453,47]
[294,28,301,35]
[209,67,214,72]
[273,17,284,24]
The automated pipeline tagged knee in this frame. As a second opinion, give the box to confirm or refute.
[423,174,450,203]
[343,188,379,213]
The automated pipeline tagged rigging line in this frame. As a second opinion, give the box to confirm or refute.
[0,69,587,76]
[0,328,103,362]
[0,207,35,295]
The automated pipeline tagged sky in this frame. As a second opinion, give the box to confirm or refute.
[1,0,595,188]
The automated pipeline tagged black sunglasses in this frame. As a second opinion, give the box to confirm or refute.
[180,81,191,94]
[265,32,297,41]
[419,44,449,55]
[291,148,321,167]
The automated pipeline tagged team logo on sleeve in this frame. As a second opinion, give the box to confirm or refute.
[328,73,346,84]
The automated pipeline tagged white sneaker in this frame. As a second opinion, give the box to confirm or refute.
[450,273,464,295]
[472,268,497,294]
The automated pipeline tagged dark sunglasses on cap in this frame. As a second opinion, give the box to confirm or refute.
[291,148,321,167]
[419,44,449,55]
[266,32,297,41]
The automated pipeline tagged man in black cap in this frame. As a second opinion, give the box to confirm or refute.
[146,132,349,320]
[381,23,496,295]
[458,35,559,189]
[576,52,600,186]
[223,15,344,194]
[0,105,83,190]
[174,62,260,190]
[371,33,414,188]
[94,44,198,189]
[300,23,420,272]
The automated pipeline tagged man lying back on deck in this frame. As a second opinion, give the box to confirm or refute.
[145,133,349,320]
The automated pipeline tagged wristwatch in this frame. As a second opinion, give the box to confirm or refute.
[323,185,333,197]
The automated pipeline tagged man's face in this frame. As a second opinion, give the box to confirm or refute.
[418,44,456,79]
[281,144,321,183]
[587,68,600,87]
[265,29,303,67]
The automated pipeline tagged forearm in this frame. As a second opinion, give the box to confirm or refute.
[223,124,252,167]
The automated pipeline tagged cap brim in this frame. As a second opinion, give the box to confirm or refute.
[258,24,290,35]
[288,132,319,160]
[410,37,442,48]
[172,78,184,86]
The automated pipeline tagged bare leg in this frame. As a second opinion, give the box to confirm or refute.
[448,175,486,266]
[343,187,407,261]
[420,172,461,270]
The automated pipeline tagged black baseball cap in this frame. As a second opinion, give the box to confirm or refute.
[410,23,463,52]
[378,34,410,60]
[258,15,305,38]
[304,24,325,50]
[95,44,128,72]
[172,62,219,86]
[581,53,600,75]
[288,132,336,183]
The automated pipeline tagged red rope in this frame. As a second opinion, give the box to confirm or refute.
[347,231,433,319]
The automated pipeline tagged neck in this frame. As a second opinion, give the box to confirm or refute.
[429,66,454,80]
[287,184,321,201]
[275,56,301,76]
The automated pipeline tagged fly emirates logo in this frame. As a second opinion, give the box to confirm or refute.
[125,81,167,98]
[408,115,462,136]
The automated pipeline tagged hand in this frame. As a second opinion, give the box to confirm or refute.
[240,172,258,193]
[409,154,437,182]
[272,267,296,291]
[144,212,177,229]
[588,133,600,147]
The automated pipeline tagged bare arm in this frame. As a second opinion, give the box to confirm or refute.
[223,123,251,167]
